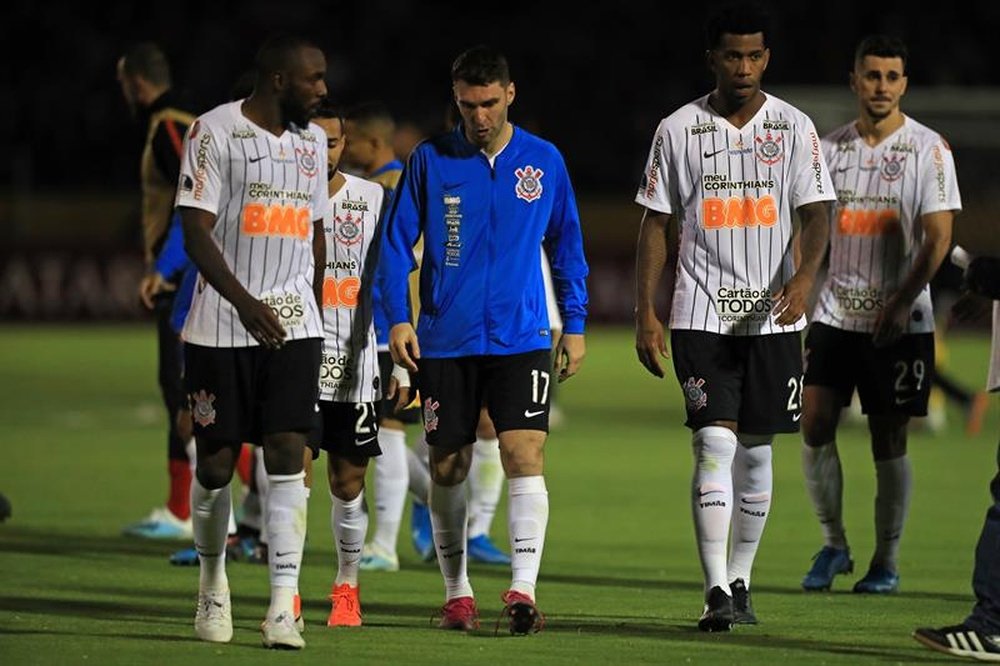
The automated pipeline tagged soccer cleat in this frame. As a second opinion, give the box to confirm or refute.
[802,546,854,591]
[122,506,192,540]
[359,542,400,572]
[293,593,304,632]
[327,583,362,627]
[852,565,899,594]
[730,578,758,625]
[698,586,734,632]
[194,589,233,643]
[410,502,435,562]
[498,590,545,635]
[468,534,511,565]
[437,596,480,631]
[261,611,305,649]
[913,624,1000,662]
[170,547,199,566]
[967,391,991,437]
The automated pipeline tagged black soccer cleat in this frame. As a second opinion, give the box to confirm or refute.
[730,578,758,625]
[913,624,1000,662]
[497,590,545,635]
[698,586,734,632]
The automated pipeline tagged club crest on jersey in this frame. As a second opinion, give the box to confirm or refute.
[755,131,783,165]
[881,153,906,181]
[423,397,440,433]
[191,390,216,427]
[682,377,708,411]
[515,166,544,202]
[335,211,363,245]
[296,147,318,178]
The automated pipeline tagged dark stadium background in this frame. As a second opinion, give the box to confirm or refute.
[3,0,997,322]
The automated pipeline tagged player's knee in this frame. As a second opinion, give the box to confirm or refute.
[499,437,545,477]
[429,445,472,485]
[802,410,838,445]
[262,436,306,475]
[196,464,233,490]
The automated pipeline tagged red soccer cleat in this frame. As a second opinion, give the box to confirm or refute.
[327,583,362,627]
[498,590,545,635]
[437,596,480,631]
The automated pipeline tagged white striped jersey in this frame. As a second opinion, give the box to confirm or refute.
[813,117,961,333]
[636,93,835,335]
[320,173,385,402]
[176,100,330,347]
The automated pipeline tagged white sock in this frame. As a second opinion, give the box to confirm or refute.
[691,426,737,595]
[407,438,431,503]
[254,447,270,545]
[372,427,407,553]
[727,439,773,586]
[332,491,367,586]
[191,476,231,592]
[802,441,847,549]
[266,471,307,619]
[508,476,549,600]
[430,480,472,600]
[873,455,912,573]
[468,437,503,539]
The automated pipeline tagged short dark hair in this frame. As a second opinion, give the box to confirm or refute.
[451,46,510,86]
[255,33,320,79]
[854,34,908,71]
[705,2,771,50]
[121,42,171,87]
[315,102,344,126]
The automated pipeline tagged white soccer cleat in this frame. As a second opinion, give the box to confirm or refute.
[194,589,233,643]
[261,611,305,649]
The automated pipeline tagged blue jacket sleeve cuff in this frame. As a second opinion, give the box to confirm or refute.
[561,317,586,335]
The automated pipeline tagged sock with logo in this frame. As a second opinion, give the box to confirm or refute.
[727,439,773,586]
[266,471,307,619]
[508,475,549,600]
[191,476,231,592]
[429,480,472,600]
[692,426,737,595]
[802,441,847,549]
[468,437,503,539]
[371,427,407,554]
[873,455,912,573]
[331,490,367,586]
[406,440,431,503]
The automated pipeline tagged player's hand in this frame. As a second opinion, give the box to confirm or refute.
[872,294,910,348]
[389,323,421,373]
[951,290,992,323]
[635,309,669,378]
[386,363,413,412]
[554,333,585,383]
[235,295,286,349]
[138,271,176,310]
[176,406,193,442]
[772,274,812,326]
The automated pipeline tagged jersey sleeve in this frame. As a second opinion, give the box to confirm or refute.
[310,128,331,224]
[544,151,589,334]
[788,116,836,209]
[634,120,672,214]
[918,137,962,215]
[175,119,223,215]
[376,147,425,328]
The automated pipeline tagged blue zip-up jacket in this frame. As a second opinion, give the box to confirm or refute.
[370,159,405,347]
[377,125,588,358]
[154,210,195,334]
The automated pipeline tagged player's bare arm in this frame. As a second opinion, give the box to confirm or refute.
[873,209,953,347]
[312,217,325,323]
[554,333,585,383]
[634,209,673,378]
[179,206,286,348]
[773,201,829,326]
[388,322,420,373]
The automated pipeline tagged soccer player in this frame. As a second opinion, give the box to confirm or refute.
[117,42,197,540]
[800,35,961,595]
[175,34,329,649]
[634,3,834,631]
[378,45,588,634]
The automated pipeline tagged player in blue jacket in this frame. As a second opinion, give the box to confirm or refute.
[377,45,588,635]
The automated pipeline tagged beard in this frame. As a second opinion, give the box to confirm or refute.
[280,95,313,130]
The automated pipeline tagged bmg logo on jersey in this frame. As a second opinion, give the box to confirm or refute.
[701,195,777,229]
[837,208,900,237]
[261,292,305,327]
[322,277,360,309]
[714,287,774,322]
[242,203,312,240]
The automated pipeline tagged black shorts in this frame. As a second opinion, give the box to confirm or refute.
[670,330,804,435]
[184,339,321,444]
[377,351,420,424]
[417,349,552,449]
[803,322,934,416]
[307,401,381,458]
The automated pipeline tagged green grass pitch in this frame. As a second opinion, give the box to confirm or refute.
[0,325,996,664]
